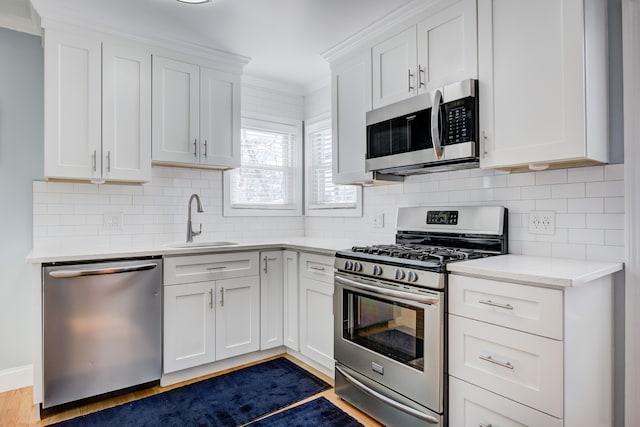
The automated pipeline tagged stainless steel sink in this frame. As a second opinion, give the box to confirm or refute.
[167,241,238,249]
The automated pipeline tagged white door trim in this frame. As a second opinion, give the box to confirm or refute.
[623,0,640,425]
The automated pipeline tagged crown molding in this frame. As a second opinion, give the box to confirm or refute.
[321,0,443,63]
[0,2,41,36]
[35,9,250,68]
[241,74,306,97]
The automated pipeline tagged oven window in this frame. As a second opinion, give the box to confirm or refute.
[343,289,424,371]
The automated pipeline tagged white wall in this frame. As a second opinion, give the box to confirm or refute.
[0,28,43,379]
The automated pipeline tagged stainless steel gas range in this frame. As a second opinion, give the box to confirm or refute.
[333,206,508,426]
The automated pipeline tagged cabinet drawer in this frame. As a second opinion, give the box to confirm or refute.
[299,253,334,283]
[449,275,563,340]
[449,315,563,418]
[164,252,259,285]
[449,376,562,427]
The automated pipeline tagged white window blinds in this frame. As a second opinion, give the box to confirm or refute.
[307,126,357,209]
[229,124,298,210]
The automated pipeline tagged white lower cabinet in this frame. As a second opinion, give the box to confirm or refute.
[298,253,335,371]
[448,273,613,427]
[282,251,299,351]
[449,377,562,427]
[164,281,216,373]
[260,251,284,350]
[163,252,260,374]
[215,276,260,360]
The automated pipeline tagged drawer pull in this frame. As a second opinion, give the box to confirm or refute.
[478,299,514,310]
[479,354,514,370]
[207,266,227,271]
[479,424,492,427]
[309,266,326,271]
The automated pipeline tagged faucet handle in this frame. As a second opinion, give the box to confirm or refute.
[195,224,202,237]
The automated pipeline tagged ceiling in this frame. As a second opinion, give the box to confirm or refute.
[23,0,411,90]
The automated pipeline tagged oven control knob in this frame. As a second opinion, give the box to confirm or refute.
[344,261,353,271]
[353,262,363,272]
[407,271,418,282]
[394,269,406,280]
[372,265,383,276]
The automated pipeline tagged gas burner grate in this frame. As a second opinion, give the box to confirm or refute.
[350,244,491,264]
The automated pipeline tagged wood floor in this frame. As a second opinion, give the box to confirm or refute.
[0,354,384,426]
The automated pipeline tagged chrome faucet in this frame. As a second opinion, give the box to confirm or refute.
[186,194,204,243]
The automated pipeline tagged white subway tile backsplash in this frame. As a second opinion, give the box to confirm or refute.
[556,213,586,229]
[507,172,536,187]
[552,243,586,260]
[567,166,604,183]
[568,228,605,245]
[586,213,625,230]
[586,180,624,197]
[535,199,568,212]
[567,198,604,213]
[605,197,625,213]
[606,230,625,246]
[521,185,551,200]
[551,183,585,199]
[604,164,624,181]
[535,169,567,185]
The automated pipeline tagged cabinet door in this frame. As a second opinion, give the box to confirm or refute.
[200,67,241,169]
[331,52,374,184]
[164,281,215,373]
[449,377,563,427]
[299,276,334,370]
[260,251,284,350]
[416,0,477,94]
[372,26,417,109]
[44,30,102,181]
[152,56,200,164]
[478,0,607,170]
[102,43,152,182]
[215,276,260,360]
[283,250,299,351]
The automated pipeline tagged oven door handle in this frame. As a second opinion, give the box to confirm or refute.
[335,365,440,424]
[335,275,439,305]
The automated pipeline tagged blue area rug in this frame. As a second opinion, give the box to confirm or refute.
[50,357,331,427]
[247,397,363,427]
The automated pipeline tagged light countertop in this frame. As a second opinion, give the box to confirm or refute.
[26,237,381,264]
[447,254,623,288]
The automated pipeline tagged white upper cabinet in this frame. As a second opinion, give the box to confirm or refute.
[371,0,477,109]
[478,0,608,171]
[102,43,152,182]
[44,29,151,183]
[331,51,375,185]
[44,30,102,181]
[152,56,240,169]
[372,27,417,109]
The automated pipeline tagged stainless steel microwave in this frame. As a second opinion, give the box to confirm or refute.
[365,79,478,175]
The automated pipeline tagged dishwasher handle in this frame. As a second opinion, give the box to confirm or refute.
[48,263,158,278]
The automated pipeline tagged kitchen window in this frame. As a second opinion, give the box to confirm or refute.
[223,115,303,216]
[305,118,361,216]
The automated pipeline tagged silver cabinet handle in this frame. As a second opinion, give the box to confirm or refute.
[92,150,97,172]
[49,263,157,278]
[481,130,488,158]
[193,138,197,157]
[309,266,325,271]
[479,424,492,427]
[336,365,439,424]
[479,355,514,370]
[478,300,514,310]
[220,287,224,307]
[204,140,208,158]
[209,288,213,309]
[263,255,268,273]
[408,69,414,92]
[431,88,443,160]
[106,151,111,173]
[418,65,425,88]
[206,266,226,271]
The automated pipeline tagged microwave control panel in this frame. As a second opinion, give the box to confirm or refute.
[443,97,476,144]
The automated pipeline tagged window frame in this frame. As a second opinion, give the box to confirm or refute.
[223,113,303,217]
[304,115,362,217]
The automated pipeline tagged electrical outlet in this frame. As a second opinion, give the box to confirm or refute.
[373,213,384,229]
[528,210,556,235]
[103,212,123,231]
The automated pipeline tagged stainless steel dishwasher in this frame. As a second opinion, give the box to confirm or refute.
[42,257,162,410]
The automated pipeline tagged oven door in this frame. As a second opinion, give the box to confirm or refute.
[334,272,444,414]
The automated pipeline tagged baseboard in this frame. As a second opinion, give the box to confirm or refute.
[0,364,33,393]
[285,349,334,380]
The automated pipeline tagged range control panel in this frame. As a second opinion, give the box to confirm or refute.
[426,210,459,225]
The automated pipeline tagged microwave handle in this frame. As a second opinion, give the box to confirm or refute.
[431,89,443,160]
